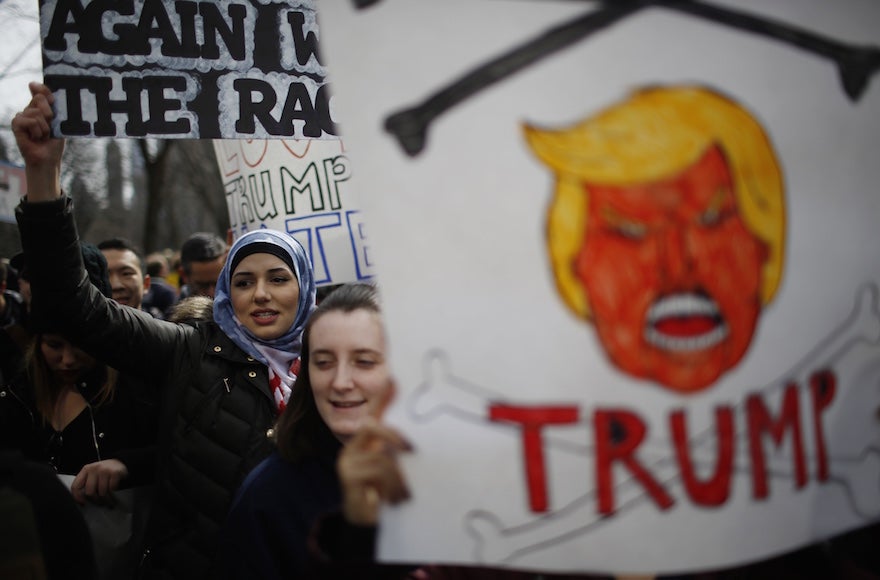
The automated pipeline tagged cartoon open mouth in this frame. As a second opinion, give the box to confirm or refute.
[644,293,729,352]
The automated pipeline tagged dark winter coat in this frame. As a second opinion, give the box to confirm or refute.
[212,441,342,580]
[0,365,158,485]
[17,197,281,579]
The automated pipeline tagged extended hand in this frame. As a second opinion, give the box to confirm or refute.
[338,418,412,526]
[10,82,64,200]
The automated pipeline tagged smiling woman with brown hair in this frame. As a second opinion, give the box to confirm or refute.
[211,282,402,579]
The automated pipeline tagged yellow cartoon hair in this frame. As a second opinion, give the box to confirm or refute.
[523,86,785,320]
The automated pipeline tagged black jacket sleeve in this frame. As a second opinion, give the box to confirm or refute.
[16,196,192,382]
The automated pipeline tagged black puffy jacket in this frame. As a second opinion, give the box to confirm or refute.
[0,366,158,486]
[17,197,279,579]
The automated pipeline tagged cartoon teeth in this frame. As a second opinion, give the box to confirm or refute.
[644,293,729,352]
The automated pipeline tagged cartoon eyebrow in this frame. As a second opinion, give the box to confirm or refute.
[601,208,649,237]
[350,0,880,157]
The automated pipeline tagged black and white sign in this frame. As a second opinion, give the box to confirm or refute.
[39,0,336,139]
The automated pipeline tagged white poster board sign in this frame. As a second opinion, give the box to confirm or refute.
[317,0,880,575]
[212,138,373,286]
[57,475,152,580]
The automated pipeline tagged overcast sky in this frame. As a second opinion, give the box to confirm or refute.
[0,0,42,130]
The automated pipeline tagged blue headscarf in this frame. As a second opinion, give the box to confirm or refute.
[213,230,316,369]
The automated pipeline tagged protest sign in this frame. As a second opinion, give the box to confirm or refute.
[317,0,880,574]
[38,0,336,139]
[213,138,373,286]
[0,161,26,224]
[57,475,152,580]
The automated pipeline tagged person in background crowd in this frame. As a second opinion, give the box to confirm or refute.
[0,325,20,384]
[0,243,157,493]
[179,232,228,299]
[316,283,343,305]
[0,243,159,580]
[0,259,25,328]
[1,254,32,381]
[166,250,183,292]
[97,237,150,311]
[9,252,31,316]
[143,251,179,319]
[0,449,97,580]
[3,255,21,292]
[13,79,317,580]
[146,252,170,280]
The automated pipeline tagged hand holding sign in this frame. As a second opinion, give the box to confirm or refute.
[338,384,412,526]
[70,458,129,507]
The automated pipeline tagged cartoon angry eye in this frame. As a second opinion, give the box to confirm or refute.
[699,207,721,227]
[612,220,648,240]
[698,189,734,226]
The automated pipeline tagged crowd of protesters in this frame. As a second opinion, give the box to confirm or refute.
[1,81,878,580]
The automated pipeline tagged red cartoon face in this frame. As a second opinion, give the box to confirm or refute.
[574,145,768,392]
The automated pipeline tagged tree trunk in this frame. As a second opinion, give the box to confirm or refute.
[139,140,175,254]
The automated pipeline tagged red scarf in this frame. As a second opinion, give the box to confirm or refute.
[269,358,301,414]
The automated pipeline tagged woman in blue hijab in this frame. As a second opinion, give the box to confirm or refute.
[214,230,316,413]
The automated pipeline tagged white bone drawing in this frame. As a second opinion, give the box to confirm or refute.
[408,283,880,563]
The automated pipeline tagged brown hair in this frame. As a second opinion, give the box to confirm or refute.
[275,283,381,463]
[26,335,117,423]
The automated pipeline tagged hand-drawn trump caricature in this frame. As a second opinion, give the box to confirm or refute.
[524,86,785,393]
